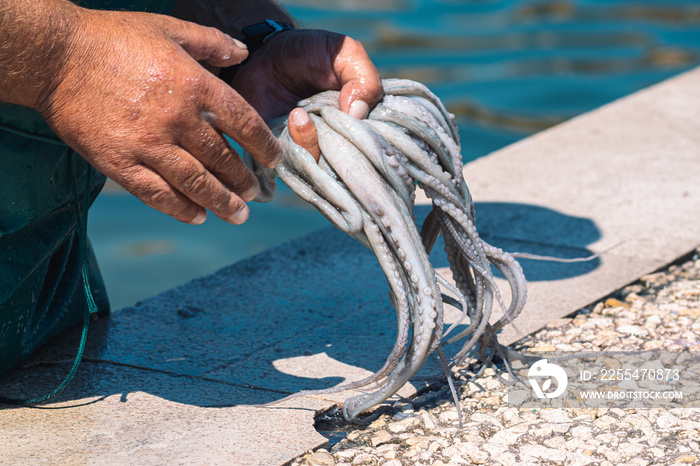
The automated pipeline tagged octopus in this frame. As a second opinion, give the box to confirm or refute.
[248,79,528,422]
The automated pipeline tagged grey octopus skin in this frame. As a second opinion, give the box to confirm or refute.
[249,79,528,421]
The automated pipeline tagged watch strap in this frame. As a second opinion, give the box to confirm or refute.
[241,20,295,54]
[219,20,295,83]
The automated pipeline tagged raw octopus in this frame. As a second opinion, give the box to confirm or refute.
[248,79,528,421]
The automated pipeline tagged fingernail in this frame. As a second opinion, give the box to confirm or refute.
[291,108,310,126]
[241,182,261,202]
[189,210,207,225]
[227,204,250,225]
[270,149,285,168]
[233,38,248,49]
[348,100,370,119]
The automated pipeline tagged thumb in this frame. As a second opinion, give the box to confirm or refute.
[289,108,321,161]
[334,37,383,119]
[157,16,249,67]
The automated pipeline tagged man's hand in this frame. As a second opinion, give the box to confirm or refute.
[35,4,284,225]
[229,29,384,160]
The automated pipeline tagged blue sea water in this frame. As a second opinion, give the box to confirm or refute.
[88,0,700,310]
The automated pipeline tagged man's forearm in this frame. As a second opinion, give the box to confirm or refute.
[0,0,79,109]
[171,0,295,39]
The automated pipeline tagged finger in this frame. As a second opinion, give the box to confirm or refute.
[333,36,384,119]
[180,125,261,202]
[157,15,249,67]
[206,86,284,169]
[149,146,251,224]
[116,163,207,225]
[288,108,320,161]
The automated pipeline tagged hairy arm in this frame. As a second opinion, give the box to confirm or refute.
[0,0,78,109]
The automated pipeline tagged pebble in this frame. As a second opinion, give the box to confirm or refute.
[307,450,335,466]
[405,435,432,449]
[600,445,622,462]
[563,438,596,452]
[469,412,503,428]
[626,414,652,428]
[609,407,627,418]
[605,298,629,308]
[674,454,698,463]
[594,415,617,429]
[387,417,417,433]
[351,453,372,465]
[491,451,516,465]
[519,444,567,462]
[616,324,649,336]
[543,435,566,448]
[655,414,678,429]
[334,450,356,460]
[530,424,555,437]
[569,453,598,466]
[370,431,392,447]
[375,444,397,460]
[465,446,489,464]
[289,248,700,466]
[617,442,646,457]
[538,409,571,423]
[487,427,525,446]
[570,425,593,439]
[419,409,440,430]
[481,442,507,457]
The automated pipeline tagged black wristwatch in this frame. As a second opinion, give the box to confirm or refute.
[241,20,295,54]
[219,20,295,82]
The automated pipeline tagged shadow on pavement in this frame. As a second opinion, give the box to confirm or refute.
[0,201,601,409]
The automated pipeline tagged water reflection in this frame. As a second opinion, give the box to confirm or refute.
[288,0,700,156]
[368,29,651,52]
[286,0,408,10]
[516,1,700,24]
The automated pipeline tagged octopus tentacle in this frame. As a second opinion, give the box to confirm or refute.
[482,243,528,334]
[320,107,414,209]
[369,104,455,179]
[298,90,341,114]
[276,128,364,234]
[382,78,460,143]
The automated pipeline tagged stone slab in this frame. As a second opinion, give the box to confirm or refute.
[3,67,700,464]
[0,360,328,465]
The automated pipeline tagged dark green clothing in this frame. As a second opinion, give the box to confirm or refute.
[0,0,175,374]
[0,108,107,373]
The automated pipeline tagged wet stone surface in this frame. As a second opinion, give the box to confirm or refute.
[291,248,700,466]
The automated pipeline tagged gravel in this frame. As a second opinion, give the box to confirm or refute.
[291,247,700,466]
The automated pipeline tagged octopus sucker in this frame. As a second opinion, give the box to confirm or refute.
[252,79,528,421]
